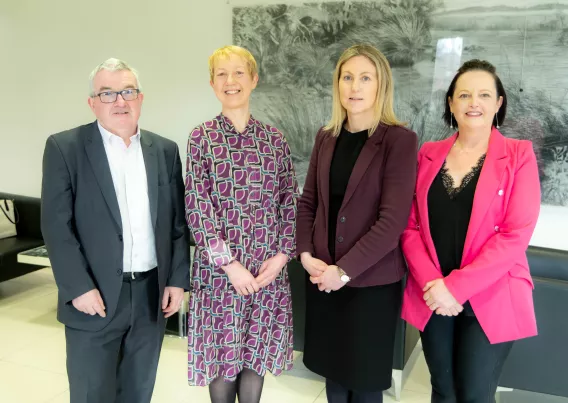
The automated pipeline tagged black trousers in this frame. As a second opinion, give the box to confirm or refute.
[65,269,166,403]
[326,379,384,403]
[421,312,513,403]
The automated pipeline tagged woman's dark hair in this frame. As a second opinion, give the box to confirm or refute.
[443,59,507,127]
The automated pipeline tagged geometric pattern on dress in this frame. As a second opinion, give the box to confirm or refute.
[184,114,299,386]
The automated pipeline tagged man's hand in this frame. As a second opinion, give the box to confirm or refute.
[72,289,106,317]
[162,286,185,318]
[256,253,288,288]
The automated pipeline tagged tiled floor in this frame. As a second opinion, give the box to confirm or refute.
[0,268,566,403]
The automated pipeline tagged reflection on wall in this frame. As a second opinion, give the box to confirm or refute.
[233,0,568,206]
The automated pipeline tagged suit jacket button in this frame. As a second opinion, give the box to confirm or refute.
[340,216,346,223]
[118,234,123,242]
[337,236,344,243]
[117,268,123,275]
[498,189,504,196]
[494,226,499,232]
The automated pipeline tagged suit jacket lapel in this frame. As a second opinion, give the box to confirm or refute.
[417,134,457,270]
[462,128,508,265]
[84,122,122,231]
[141,131,158,230]
[318,132,336,233]
[340,125,387,208]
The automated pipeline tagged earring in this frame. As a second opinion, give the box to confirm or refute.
[495,113,500,129]
[450,113,454,129]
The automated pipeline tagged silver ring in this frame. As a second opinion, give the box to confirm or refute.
[325,290,331,293]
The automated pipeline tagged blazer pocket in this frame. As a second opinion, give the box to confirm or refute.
[509,264,534,288]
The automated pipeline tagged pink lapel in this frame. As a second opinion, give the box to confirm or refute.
[461,128,509,265]
[417,134,457,270]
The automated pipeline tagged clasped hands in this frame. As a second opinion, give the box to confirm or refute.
[223,252,288,296]
[300,252,345,293]
[423,278,463,316]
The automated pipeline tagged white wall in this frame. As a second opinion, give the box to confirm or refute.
[0,0,235,196]
[0,0,325,196]
[0,0,566,250]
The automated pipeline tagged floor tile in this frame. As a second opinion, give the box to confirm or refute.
[3,329,67,374]
[0,287,58,322]
[0,316,63,359]
[259,370,325,403]
[44,390,69,403]
[0,272,56,308]
[0,287,62,359]
[151,336,198,403]
[402,352,431,395]
[385,390,430,403]
[0,361,68,403]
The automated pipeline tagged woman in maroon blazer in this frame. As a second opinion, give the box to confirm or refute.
[296,44,418,402]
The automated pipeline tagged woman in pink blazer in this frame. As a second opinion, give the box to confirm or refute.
[401,59,540,403]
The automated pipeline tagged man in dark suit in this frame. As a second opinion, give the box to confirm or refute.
[41,58,190,403]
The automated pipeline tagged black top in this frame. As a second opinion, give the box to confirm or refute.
[428,154,486,315]
[328,127,368,262]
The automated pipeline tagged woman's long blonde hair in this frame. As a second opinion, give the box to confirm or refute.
[325,44,404,136]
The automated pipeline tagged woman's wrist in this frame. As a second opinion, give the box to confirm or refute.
[300,252,312,261]
[221,258,237,272]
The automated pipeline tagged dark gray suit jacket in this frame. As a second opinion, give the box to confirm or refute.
[41,121,190,331]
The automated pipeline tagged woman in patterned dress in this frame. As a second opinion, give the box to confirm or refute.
[184,45,299,403]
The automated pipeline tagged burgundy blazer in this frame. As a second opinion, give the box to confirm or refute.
[296,124,418,287]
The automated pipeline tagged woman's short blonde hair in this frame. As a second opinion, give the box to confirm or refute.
[208,45,258,81]
[325,44,404,136]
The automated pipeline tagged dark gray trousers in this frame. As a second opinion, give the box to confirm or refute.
[65,269,165,403]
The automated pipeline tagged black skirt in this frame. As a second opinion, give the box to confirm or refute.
[303,273,402,392]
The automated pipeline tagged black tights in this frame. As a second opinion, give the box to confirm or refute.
[326,379,384,403]
[208,368,265,403]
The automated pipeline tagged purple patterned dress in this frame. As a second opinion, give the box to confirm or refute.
[184,114,298,386]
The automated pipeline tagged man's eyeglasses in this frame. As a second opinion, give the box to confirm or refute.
[92,89,140,103]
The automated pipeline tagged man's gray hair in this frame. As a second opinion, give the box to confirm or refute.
[89,58,142,96]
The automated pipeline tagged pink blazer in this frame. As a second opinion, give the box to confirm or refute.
[401,128,540,344]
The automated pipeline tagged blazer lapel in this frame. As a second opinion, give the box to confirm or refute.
[417,134,457,270]
[340,125,387,208]
[318,132,337,233]
[141,131,158,230]
[461,128,508,265]
[84,122,122,231]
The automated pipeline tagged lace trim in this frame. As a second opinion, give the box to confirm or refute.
[440,154,486,199]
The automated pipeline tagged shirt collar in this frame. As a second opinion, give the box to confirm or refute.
[218,113,256,136]
[98,121,141,146]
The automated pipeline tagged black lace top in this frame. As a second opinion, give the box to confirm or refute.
[427,154,486,315]
[440,154,486,199]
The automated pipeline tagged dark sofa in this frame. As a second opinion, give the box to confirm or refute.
[499,245,568,398]
[0,192,44,282]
